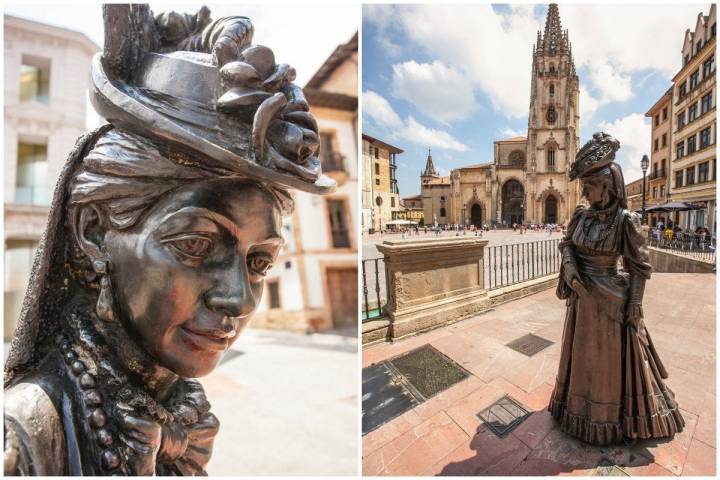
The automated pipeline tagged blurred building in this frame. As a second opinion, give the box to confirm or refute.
[625,178,646,217]
[395,195,424,224]
[252,32,358,332]
[668,4,716,231]
[362,133,402,232]
[644,88,673,226]
[4,15,99,340]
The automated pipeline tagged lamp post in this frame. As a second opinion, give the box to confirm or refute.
[641,154,649,225]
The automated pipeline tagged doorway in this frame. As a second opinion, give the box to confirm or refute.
[470,203,482,227]
[545,195,557,224]
[326,267,358,329]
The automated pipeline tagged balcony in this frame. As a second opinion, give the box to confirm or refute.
[648,168,666,180]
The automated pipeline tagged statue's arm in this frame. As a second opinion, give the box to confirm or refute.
[622,211,652,328]
[557,206,585,298]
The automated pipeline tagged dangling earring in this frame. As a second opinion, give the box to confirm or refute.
[93,259,116,322]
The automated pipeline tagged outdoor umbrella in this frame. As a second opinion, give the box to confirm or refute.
[657,201,702,211]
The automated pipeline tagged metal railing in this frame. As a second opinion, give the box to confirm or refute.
[646,229,716,261]
[361,238,563,321]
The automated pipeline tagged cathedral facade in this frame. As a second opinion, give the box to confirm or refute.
[421,4,581,227]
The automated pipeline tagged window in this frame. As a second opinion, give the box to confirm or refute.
[704,55,714,78]
[15,142,48,205]
[547,149,556,171]
[675,170,684,188]
[688,134,697,154]
[661,133,667,148]
[660,185,665,198]
[319,133,343,173]
[699,162,710,183]
[5,240,39,325]
[549,84,555,96]
[374,162,380,175]
[686,166,695,185]
[654,115,660,127]
[696,40,703,54]
[677,111,686,129]
[375,178,380,186]
[390,197,395,207]
[690,69,700,89]
[679,82,687,98]
[327,199,350,248]
[689,102,698,122]
[374,147,379,159]
[440,207,447,217]
[677,141,685,159]
[654,138,659,151]
[440,196,445,201]
[19,55,50,103]
[700,126,712,148]
[266,280,281,309]
[701,92,712,114]
[662,106,668,121]
[549,63,556,73]
[652,186,657,199]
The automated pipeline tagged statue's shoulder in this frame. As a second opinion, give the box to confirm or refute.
[620,208,643,229]
[4,373,67,475]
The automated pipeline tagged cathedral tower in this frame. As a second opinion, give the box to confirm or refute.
[526,3,581,223]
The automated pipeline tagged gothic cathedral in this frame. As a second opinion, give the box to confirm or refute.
[421,4,581,227]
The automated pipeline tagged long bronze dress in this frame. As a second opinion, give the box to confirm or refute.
[548,203,684,445]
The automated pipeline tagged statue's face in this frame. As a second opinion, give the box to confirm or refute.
[580,176,606,207]
[103,179,283,377]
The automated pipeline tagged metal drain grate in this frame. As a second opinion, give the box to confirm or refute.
[477,395,531,437]
[595,459,630,476]
[388,345,470,400]
[362,363,419,435]
[506,333,554,357]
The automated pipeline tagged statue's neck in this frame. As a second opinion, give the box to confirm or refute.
[65,292,179,403]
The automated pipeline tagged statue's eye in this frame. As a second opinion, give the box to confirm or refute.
[168,236,213,258]
[248,253,273,276]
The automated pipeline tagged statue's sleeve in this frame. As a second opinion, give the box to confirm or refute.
[4,382,67,476]
[556,205,584,300]
[622,211,652,306]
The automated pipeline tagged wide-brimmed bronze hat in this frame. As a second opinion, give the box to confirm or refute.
[90,4,336,194]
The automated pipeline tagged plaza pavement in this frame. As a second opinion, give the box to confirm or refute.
[362,273,716,476]
[202,327,358,476]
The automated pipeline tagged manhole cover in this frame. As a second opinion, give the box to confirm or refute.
[388,345,469,400]
[595,459,630,476]
[477,395,531,437]
[362,363,419,435]
[506,333,554,357]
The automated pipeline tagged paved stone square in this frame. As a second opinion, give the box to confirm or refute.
[202,328,358,476]
[362,273,715,476]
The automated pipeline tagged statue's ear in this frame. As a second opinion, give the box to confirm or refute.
[72,204,108,262]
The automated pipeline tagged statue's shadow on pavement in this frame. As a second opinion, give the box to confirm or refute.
[436,413,670,476]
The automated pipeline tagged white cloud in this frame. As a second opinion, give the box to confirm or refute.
[381,4,707,120]
[500,127,524,138]
[400,117,469,152]
[363,91,469,152]
[586,62,633,103]
[362,4,402,58]
[391,60,476,122]
[363,90,402,128]
[579,88,600,120]
[597,114,651,182]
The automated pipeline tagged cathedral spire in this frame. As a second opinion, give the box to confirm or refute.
[541,3,568,55]
[422,148,438,177]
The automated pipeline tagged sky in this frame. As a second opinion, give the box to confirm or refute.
[4,2,358,128]
[362,3,709,197]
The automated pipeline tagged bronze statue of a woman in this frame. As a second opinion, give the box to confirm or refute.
[4,5,335,475]
[549,132,684,446]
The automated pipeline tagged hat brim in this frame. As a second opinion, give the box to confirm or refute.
[90,53,336,194]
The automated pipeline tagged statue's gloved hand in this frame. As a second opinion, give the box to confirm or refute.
[117,410,162,476]
[563,264,588,297]
[625,303,643,331]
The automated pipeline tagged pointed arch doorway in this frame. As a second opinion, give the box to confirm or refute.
[501,180,524,225]
[470,203,482,227]
[545,195,558,224]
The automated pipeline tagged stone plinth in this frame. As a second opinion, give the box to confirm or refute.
[376,237,490,340]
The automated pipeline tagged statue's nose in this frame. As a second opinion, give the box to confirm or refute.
[204,262,257,318]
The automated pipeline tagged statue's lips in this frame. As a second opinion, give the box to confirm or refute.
[179,325,230,351]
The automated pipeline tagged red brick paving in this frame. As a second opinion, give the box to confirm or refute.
[363,273,716,476]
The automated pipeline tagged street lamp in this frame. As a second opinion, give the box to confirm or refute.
[641,154,649,225]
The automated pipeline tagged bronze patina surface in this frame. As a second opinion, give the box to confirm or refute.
[548,132,684,446]
[4,4,334,476]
